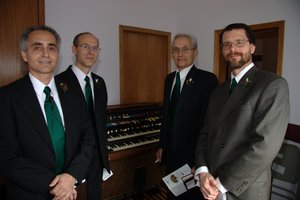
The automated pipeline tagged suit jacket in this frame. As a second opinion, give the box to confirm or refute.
[160,65,218,173]
[56,66,110,172]
[0,74,94,200]
[195,67,290,199]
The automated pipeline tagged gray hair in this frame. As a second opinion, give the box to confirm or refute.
[172,33,198,49]
[19,25,61,51]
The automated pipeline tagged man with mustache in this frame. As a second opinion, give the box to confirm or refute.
[156,33,218,200]
[0,25,93,200]
[194,23,290,200]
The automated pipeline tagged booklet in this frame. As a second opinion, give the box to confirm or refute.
[162,164,197,196]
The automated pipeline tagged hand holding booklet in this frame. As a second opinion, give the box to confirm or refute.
[162,164,197,196]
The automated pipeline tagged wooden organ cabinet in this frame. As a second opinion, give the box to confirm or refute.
[102,103,165,199]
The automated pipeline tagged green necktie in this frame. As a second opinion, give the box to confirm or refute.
[229,78,237,95]
[84,76,94,114]
[168,72,181,119]
[44,86,65,174]
[84,76,99,148]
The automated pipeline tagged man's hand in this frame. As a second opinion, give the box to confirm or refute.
[49,173,76,200]
[155,148,163,163]
[199,172,219,200]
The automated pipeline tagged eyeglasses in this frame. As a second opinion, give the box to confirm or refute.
[78,44,101,52]
[221,39,249,50]
[171,47,195,54]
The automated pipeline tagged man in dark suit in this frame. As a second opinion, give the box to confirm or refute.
[56,32,111,200]
[0,25,94,200]
[194,23,290,200]
[156,34,218,199]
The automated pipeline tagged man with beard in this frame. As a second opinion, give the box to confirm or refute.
[194,23,290,200]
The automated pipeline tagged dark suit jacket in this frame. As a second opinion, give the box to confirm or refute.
[0,74,94,200]
[195,67,290,199]
[159,65,218,173]
[56,66,110,172]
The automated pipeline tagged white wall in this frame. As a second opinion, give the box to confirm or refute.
[45,0,300,125]
[45,0,177,105]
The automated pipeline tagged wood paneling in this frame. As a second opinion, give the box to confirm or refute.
[0,1,44,198]
[0,0,45,87]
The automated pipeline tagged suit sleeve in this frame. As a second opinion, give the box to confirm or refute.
[0,88,56,196]
[219,77,290,196]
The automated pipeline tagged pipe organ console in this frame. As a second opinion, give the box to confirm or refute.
[106,103,162,152]
[102,103,165,199]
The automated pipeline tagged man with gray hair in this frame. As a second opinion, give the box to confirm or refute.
[156,33,218,199]
[0,25,93,200]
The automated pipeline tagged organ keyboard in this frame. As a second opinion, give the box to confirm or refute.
[102,103,165,199]
[106,103,162,152]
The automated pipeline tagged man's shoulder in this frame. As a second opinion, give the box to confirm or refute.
[56,66,73,78]
[0,76,31,104]
[91,72,104,80]
[194,67,217,78]
[91,72,106,87]
[254,68,286,85]
[192,67,218,86]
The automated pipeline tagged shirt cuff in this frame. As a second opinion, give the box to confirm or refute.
[216,177,227,193]
[194,166,209,180]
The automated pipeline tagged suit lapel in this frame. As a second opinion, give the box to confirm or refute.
[176,66,197,111]
[165,72,176,112]
[217,67,258,125]
[19,75,54,151]
[91,74,101,116]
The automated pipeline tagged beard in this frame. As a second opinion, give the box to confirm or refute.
[225,52,252,69]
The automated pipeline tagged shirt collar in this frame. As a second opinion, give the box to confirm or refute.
[177,64,193,79]
[29,73,56,99]
[231,63,254,83]
[72,65,92,82]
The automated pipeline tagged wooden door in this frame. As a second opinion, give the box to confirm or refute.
[0,0,45,87]
[120,25,171,104]
[0,0,44,198]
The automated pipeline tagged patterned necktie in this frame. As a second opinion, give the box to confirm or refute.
[168,72,181,120]
[44,86,65,174]
[229,78,237,95]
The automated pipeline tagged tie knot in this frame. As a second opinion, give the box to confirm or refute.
[176,72,180,80]
[85,76,90,83]
[44,86,52,102]
[229,78,237,95]
[44,86,51,96]
[231,78,237,88]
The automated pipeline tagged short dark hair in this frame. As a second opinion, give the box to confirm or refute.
[220,23,256,45]
[20,25,61,51]
[73,32,99,47]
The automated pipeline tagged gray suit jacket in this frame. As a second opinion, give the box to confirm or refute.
[195,67,290,199]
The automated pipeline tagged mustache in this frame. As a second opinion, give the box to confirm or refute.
[227,52,243,57]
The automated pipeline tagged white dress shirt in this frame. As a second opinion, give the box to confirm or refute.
[29,73,65,127]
